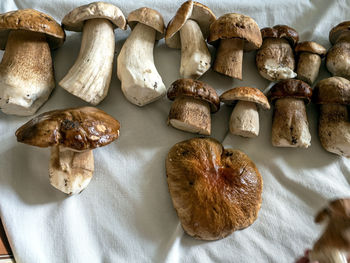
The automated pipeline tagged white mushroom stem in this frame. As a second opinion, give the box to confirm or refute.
[229,101,259,137]
[59,18,115,105]
[214,38,244,79]
[179,19,211,79]
[297,52,321,85]
[0,30,55,116]
[117,22,166,106]
[326,42,350,79]
[49,146,94,195]
[309,249,348,263]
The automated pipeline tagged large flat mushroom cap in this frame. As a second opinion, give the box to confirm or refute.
[220,87,270,109]
[208,13,262,51]
[295,41,327,57]
[15,107,120,151]
[329,21,350,45]
[62,1,127,32]
[0,9,65,50]
[268,79,312,104]
[166,137,263,241]
[314,77,350,105]
[261,25,299,47]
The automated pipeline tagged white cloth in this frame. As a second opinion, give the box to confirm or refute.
[0,0,349,262]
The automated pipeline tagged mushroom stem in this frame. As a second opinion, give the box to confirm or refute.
[168,96,211,135]
[297,52,321,85]
[179,19,211,79]
[214,38,244,79]
[326,42,350,79]
[49,146,94,195]
[309,248,348,263]
[60,18,115,105]
[0,30,54,116]
[272,98,311,148]
[229,101,259,137]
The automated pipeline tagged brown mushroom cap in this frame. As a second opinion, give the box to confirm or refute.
[208,13,262,51]
[268,79,312,104]
[62,2,127,32]
[329,21,350,45]
[15,107,120,151]
[220,87,270,110]
[295,41,327,57]
[0,9,65,50]
[167,79,220,113]
[128,7,165,40]
[261,25,299,47]
[166,137,263,241]
[314,77,350,105]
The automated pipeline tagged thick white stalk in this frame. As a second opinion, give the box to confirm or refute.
[230,101,259,137]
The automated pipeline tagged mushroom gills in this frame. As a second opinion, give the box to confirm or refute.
[168,96,211,135]
[0,30,54,116]
[297,52,321,84]
[309,249,348,263]
[179,19,211,79]
[59,18,115,105]
[230,101,259,137]
[49,146,94,195]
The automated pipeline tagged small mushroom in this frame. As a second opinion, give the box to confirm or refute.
[220,87,270,137]
[268,79,312,148]
[165,1,215,79]
[314,77,350,157]
[60,2,126,105]
[117,7,166,106]
[209,13,262,80]
[167,79,220,135]
[309,198,350,263]
[0,9,65,116]
[295,41,327,85]
[166,137,263,240]
[15,107,120,195]
[256,25,299,81]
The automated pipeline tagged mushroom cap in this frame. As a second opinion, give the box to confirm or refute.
[208,13,262,51]
[295,41,327,57]
[166,137,263,241]
[128,7,165,40]
[167,78,220,113]
[329,21,350,45]
[62,2,127,32]
[0,9,65,50]
[268,79,312,104]
[314,77,350,105]
[220,87,270,110]
[261,25,299,47]
[15,107,120,151]
[165,0,216,49]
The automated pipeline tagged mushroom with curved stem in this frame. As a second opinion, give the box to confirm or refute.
[60,2,126,105]
[15,107,120,195]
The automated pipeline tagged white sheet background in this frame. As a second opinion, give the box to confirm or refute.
[0,0,349,262]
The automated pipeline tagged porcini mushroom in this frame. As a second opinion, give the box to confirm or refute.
[166,137,263,240]
[314,77,350,157]
[167,79,220,135]
[220,87,270,137]
[117,7,166,106]
[268,79,312,148]
[0,9,65,116]
[15,107,120,195]
[256,25,299,81]
[60,2,126,105]
[165,1,215,79]
[309,198,350,263]
[208,13,262,79]
[295,41,327,85]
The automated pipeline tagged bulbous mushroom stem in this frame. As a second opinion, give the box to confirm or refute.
[297,52,322,85]
[229,101,259,137]
[168,96,211,135]
[179,19,211,79]
[309,248,348,263]
[60,18,115,105]
[214,38,244,79]
[0,30,55,116]
[271,98,311,148]
[326,42,350,79]
[117,23,166,106]
[49,146,94,195]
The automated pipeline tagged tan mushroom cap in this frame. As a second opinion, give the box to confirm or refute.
[220,87,270,110]
[329,21,350,45]
[15,107,120,151]
[128,7,165,40]
[62,2,127,32]
[165,0,216,49]
[166,137,263,241]
[295,41,327,57]
[268,79,312,104]
[208,13,262,51]
[0,9,65,50]
[261,25,299,47]
[314,77,350,105]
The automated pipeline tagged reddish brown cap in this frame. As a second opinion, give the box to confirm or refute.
[220,87,270,109]
[167,79,220,113]
[166,137,263,241]
[295,41,327,57]
[268,79,312,103]
[329,21,350,45]
[261,25,299,47]
[314,77,350,105]
[0,9,65,50]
